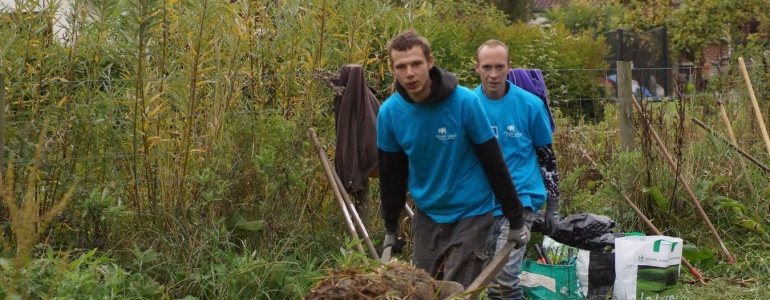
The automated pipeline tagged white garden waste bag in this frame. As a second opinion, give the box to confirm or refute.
[613,236,682,300]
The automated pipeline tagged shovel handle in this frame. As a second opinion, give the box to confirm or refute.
[464,241,517,299]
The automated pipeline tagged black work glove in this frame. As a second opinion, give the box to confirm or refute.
[545,197,560,236]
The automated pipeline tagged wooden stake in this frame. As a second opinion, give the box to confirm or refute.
[716,100,755,195]
[0,73,4,181]
[632,96,734,264]
[738,57,770,157]
[691,117,770,173]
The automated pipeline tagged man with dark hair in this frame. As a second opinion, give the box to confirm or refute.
[474,39,562,300]
[378,30,530,287]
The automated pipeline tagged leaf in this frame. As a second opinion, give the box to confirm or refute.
[146,104,164,118]
[716,196,747,211]
[225,214,247,227]
[212,263,227,275]
[226,214,265,232]
[642,186,669,210]
[682,244,716,268]
[0,258,10,270]
[731,218,767,235]
[708,176,732,192]
[237,220,265,232]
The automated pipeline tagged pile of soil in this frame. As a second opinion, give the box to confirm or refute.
[305,260,463,299]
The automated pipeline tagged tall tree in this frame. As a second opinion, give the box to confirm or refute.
[621,0,766,91]
[485,0,533,23]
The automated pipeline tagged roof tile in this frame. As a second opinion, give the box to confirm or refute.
[531,0,569,11]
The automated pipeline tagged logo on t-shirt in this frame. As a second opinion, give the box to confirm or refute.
[504,125,522,138]
[436,127,456,141]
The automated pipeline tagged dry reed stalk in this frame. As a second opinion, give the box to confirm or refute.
[2,124,78,296]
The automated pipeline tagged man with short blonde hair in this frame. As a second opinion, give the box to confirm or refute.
[378,30,530,288]
[474,39,562,300]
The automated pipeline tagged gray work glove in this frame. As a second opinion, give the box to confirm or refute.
[508,222,530,249]
[383,232,404,254]
[545,197,560,236]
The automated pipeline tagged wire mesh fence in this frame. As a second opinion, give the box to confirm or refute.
[1,62,769,249]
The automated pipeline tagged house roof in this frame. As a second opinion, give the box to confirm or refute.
[531,0,568,11]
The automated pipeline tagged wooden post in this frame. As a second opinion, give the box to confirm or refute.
[616,62,637,195]
[0,73,4,181]
[617,62,636,152]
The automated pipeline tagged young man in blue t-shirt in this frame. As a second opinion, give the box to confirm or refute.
[474,40,562,300]
[378,30,530,288]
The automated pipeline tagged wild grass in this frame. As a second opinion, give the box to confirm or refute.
[0,0,768,299]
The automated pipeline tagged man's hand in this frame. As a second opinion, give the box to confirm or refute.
[508,223,530,249]
[383,232,404,254]
[545,197,560,236]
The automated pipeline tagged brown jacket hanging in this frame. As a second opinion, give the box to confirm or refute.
[330,64,380,194]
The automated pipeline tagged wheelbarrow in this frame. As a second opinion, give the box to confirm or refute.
[384,242,517,299]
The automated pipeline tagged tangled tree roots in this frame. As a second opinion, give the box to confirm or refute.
[306,260,463,299]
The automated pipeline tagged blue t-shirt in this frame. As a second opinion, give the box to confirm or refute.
[474,81,553,214]
[377,86,496,224]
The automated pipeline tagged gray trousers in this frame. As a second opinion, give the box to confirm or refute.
[486,208,536,300]
[412,208,493,288]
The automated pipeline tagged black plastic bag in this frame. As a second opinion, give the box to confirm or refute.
[531,210,547,233]
[550,213,617,250]
[585,232,626,251]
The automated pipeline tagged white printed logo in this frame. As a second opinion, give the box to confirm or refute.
[436,127,456,141]
[503,124,522,138]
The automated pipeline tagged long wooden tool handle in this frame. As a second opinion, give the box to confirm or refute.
[619,192,704,282]
[717,100,756,194]
[631,97,734,263]
[308,128,368,258]
[464,242,517,299]
[403,203,415,218]
[739,57,770,157]
[328,159,380,260]
[691,117,770,172]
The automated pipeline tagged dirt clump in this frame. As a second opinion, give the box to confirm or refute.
[306,260,461,299]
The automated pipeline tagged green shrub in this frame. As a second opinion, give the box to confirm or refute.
[0,248,163,299]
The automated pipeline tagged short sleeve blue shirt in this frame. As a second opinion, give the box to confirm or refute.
[377,86,496,223]
[474,81,553,214]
